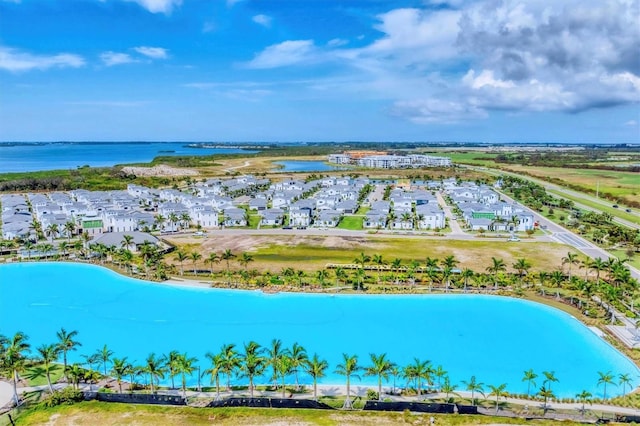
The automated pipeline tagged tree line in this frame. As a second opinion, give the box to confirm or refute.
[1,328,631,413]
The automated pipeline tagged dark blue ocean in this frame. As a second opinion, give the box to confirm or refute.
[0,142,257,173]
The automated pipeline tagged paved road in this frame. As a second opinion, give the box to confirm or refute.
[465,165,639,230]
[436,192,465,235]
[497,191,640,280]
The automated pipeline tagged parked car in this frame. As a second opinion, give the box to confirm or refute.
[613,204,619,208]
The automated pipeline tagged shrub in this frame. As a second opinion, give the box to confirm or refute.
[366,389,379,400]
[41,387,84,408]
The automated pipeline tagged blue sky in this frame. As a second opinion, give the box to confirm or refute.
[0,0,638,143]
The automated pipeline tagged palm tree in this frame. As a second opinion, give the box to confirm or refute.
[433,365,447,390]
[174,250,188,276]
[96,344,114,377]
[239,341,265,398]
[168,213,180,232]
[56,327,81,382]
[513,258,532,286]
[176,353,198,398]
[372,254,386,283]
[597,371,615,400]
[619,373,632,395]
[461,268,474,293]
[407,358,432,397]
[335,353,360,409]
[576,390,593,416]
[590,257,607,283]
[441,377,459,402]
[266,339,284,389]
[36,343,60,393]
[219,343,240,391]
[111,357,129,393]
[425,257,439,290]
[66,363,85,390]
[204,352,224,400]
[518,369,536,397]
[238,252,254,276]
[542,370,558,392]
[45,223,59,242]
[334,266,348,287]
[462,375,484,406]
[305,354,328,401]
[143,353,165,394]
[353,252,371,291]
[121,234,134,251]
[289,343,308,390]
[365,353,393,401]
[180,212,192,230]
[538,385,555,415]
[163,350,181,390]
[315,269,329,287]
[23,240,35,260]
[488,383,508,414]
[3,332,31,405]
[64,221,76,241]
[486,257,506,290]
[562,252,580,280]
[276,354,293,397]
[221,249,236,285]
[189,251,202,275]
[206,252,220,277]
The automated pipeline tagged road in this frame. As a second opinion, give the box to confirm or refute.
[498,191,640,281]
[465,165,639,230]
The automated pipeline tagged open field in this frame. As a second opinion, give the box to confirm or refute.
[501,165,640,206]
[164,234,573,273]
[8,401,589,426]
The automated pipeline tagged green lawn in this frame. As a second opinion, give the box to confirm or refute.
[23,363,64,387]
[337,215,363,230]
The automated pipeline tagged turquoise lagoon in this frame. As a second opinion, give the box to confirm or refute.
[273,160,345,172]
[1,262,638,397]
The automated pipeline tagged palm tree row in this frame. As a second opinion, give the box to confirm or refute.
[1,329,632,410]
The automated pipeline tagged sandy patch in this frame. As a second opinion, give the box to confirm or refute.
[122,164,199,177]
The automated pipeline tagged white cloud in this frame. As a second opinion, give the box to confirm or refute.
[252,14,272,28]
[133,46,169,59]
[100,51,137,66]
[390,98,487,124]
[226,0,245,7]
[625,120,638,126]
[327,38,348,47]
[0,46,85,72]
[246,40,316,69]
[124,0,181,14]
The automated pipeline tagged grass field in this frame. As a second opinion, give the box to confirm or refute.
[337,215,363,230]
[23,363,64,387]
[168,234,577,273]
[9,401,588,426]
[503,165,640,205]
[547,189,639,225]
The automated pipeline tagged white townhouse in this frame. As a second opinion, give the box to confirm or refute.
[289,206,312,228]
[316,210,341,227]
[190,205,219,228]
[415,205,445,230]
[259,208,284,226]
[363,211,386,229]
